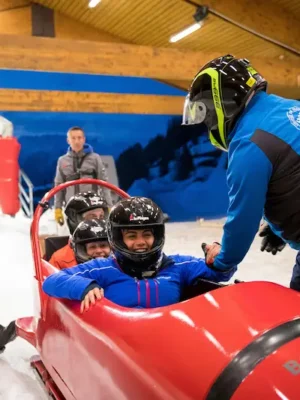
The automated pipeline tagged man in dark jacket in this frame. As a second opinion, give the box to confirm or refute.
[183,54,300,290]
[54,126,112,226]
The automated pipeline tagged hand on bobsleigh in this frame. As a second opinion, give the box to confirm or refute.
[80,287,104,313]
[202,242,221,265]
[201,243,241,282]
[259,223,286,255]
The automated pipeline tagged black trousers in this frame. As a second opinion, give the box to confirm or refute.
[290,251,300,291]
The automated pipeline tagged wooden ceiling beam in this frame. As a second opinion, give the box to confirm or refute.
[0,0,30,12]
[0,34,299,92]
[194,0,300,53]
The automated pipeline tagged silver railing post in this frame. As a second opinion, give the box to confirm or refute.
[19,169,34,218]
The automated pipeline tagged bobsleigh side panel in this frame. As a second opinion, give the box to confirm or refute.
[37,270,300,399]
[38,297,187,400]
[108,281,300,399]
[29,180,300,399]
[232,337,300,400]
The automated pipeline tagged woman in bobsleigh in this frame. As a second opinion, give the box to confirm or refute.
[42,196,234,311]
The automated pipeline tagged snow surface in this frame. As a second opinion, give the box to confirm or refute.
[0,212,297,398]
[0,213,49,399]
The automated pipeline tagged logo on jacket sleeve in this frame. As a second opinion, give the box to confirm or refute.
[287,106,300,130]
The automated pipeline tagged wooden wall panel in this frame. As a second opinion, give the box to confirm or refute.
[0,89,184,114]
[204,0,300,53]
[55,12,122,43]
[0,0,30,12]
[0,7,31,35]
[0,35,299,94]
[35,0,300,63]
[267,85,300,100]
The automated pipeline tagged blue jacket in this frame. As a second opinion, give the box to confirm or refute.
[214,91,300,271]
[67,143,93,155]
[42,255,235,308]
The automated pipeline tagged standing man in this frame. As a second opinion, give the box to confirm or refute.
[54,127,112,226]
[182,54,300,290]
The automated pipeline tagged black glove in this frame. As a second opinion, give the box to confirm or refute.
[0,321,16,353]
[259,224,286,255]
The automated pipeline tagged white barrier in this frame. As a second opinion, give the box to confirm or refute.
[100,155,120,204]
[0,116,13,137]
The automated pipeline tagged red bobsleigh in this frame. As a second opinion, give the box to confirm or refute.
[14,179,300,400]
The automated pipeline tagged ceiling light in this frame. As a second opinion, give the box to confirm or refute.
[169,22,202,43]
[89,0,101,8]
[169,5,208,43]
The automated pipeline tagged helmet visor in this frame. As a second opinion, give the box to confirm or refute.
[182,94,207,125]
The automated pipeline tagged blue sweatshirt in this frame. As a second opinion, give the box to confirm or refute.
[43,255,235,308]
[214,92,300,271]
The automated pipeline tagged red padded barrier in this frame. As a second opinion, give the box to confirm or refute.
[0,137,21,216]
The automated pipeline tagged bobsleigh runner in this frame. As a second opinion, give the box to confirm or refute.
[3,178,300,400]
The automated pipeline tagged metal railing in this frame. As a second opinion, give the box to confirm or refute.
[19,169,34,218]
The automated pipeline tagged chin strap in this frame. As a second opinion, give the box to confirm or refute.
[141,270,157,278]
[120,252,164,280]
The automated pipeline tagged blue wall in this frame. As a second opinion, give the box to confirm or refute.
[0,70,228,221]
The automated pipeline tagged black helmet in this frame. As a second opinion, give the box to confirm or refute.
[182,54,267,151]
[64,191,108,234]
[107,197,165,278]
[71,218,109,263]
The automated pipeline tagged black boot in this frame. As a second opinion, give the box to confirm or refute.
[0,321,16,353]
[290,251,300,292]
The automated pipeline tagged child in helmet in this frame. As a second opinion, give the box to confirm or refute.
[43,197,235,311]
[49,191,109,269]
[72,218,111,263]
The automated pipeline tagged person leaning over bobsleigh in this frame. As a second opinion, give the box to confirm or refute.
[0,219,110,354]
[182,54,300,290]
[49,191,109,269]
[43,197,236,312]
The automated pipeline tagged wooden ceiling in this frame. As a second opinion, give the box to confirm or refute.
[34,0,300,65]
